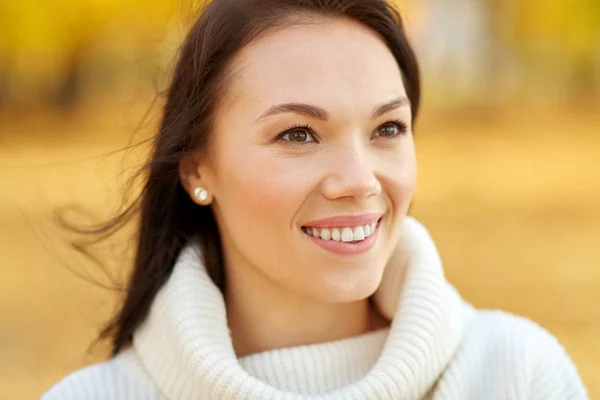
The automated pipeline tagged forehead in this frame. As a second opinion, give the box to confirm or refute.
[224,17,407,116]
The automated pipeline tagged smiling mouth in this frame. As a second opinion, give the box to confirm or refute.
[301,217,382,243]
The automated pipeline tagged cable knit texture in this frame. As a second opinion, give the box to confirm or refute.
[42,217,588,399]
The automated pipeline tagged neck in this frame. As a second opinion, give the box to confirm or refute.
[224,258,388,358]
[132,217,468,399]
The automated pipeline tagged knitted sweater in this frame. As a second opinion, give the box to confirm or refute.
[42,217,588,399]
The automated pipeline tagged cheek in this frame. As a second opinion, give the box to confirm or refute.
[396,154,417,205]
[213,146,309,247]
[381,139,418,212]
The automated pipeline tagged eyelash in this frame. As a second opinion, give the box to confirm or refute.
[276,119,409,146]
[378,119,409,137]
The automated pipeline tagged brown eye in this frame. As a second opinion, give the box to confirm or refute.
[372,120,407,138]
[280,128,316,144]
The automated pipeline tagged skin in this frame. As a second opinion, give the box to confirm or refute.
[179,16,417,357]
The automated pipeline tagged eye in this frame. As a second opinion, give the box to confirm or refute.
[372,119,408,138]
[278,124,317,144]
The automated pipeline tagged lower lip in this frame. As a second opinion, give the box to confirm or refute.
[303,221,380,255]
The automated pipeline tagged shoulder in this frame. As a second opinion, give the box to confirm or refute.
[443,308,588,399]
[41,348,164,400]
[465,310,577,368]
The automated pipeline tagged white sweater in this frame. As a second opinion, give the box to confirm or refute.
[42,217,588,399]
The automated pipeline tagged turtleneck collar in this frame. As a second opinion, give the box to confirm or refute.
[133,216,470,399]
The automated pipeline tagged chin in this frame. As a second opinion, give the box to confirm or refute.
[306,266,385,303]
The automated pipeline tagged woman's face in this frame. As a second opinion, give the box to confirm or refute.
[188,17,416,303]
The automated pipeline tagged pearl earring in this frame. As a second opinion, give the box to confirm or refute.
[193,187,209,202]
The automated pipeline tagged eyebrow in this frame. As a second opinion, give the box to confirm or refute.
[256,103,329,123]
[371,97,409,119]
[255,96,409,123]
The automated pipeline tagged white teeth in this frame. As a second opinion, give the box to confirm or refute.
[304,220,379,242]
[364,224,371,237]
[331,228,341,241]
[341,227,354,242]
[353,226,365,241]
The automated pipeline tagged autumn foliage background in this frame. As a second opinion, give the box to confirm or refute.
[1,1,599,398]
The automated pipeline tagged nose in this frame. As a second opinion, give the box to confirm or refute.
[321,143,382,201]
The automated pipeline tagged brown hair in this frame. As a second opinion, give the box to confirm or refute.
[87,0,420,357]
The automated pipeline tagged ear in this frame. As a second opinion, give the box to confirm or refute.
[179,153,214,205]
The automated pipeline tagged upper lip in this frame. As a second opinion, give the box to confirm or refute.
[302,213,383,228]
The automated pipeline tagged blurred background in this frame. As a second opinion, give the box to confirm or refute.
[1,0,599,398]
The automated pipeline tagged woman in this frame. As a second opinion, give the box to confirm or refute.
[43,0,587,398]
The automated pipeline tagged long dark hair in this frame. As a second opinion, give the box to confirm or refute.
[82,0,421,357]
